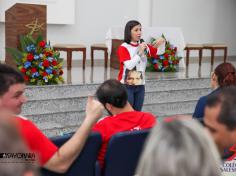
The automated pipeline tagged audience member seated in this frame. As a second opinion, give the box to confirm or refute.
[193,63,236,119]
[92,79,156,168]
[204,86,236,160]
[0,63,104,173]
[0,113,39,176]
[136,118,221,176]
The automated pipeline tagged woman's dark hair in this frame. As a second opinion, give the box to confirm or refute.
[124,20,141,44]
[214,62,236,87]
[96,79,128,108]
[0,64,25,96]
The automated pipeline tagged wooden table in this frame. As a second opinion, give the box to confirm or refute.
[184,44,203,66]
[53,44,86,69]
[203,44,227,65]
[91,43,108,67]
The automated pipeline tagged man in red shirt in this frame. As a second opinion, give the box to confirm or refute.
[0,64,104,173]
[92,79,156,167]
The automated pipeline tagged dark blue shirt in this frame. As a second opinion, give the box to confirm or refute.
[193,88,220,119]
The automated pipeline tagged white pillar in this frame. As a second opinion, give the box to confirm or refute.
[137,0,152,27]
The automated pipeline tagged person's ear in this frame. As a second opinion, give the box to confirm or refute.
[105,103,112,111]
[211,72,217,82]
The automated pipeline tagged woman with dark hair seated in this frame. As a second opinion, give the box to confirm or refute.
[193,62,236,119]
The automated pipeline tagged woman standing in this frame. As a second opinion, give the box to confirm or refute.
[117,20,164,111]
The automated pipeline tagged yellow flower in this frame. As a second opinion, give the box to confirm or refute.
[48,74,53,80]
[55,78,59,83]
[22,57,27,63]
[59,76,64,81]
[42,56,46,61]
[30,79,36,83]
[58,63,63,68]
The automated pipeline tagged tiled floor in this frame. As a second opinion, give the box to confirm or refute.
[62,56,236,84]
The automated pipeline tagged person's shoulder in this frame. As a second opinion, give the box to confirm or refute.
[95,116,113,126]
[141,111,155,116]
[15,115,30,124]
[193,95,208,118]
[121,42,129,47]
[195,95,208,111]
[118,43,129,50]
[136,111,156,120]
[138,112,157,126]
[17,115,28,120]
[199,89,218,103]
[92,116,113,133]
[199,95,207,102]
[16,115,39,130]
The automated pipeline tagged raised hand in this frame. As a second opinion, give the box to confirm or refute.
[138,43,147,56]
[85,96,104,124]
[153,38,165,48]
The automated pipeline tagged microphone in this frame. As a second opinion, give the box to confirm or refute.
[140,39,145,43]
[139,39,148,55]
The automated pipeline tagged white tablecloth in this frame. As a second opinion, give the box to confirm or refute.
[105,27,186,68]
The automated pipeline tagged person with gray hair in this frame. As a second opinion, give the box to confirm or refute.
[0,113,39,176]
[136,118,221,176]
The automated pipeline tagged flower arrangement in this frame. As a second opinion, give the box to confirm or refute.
[146,34,182,72]
[7,34,64,85]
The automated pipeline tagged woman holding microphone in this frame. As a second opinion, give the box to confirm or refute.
[117,20,165,111]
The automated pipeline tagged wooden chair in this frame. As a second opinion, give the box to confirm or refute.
[184,44,203,66]
[53,44,86,69]
[110,39,124,69]
[90,43,108,67]
[203,43,227,65]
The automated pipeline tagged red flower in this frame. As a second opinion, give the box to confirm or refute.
[31,68,37,73]
[27,53,34,62]
[173,60,179,65]
[52,70,57,75]
[44,52,49,57]
[154,63,159,70]
[174,47,177,52]
[59,70,63,75]
[42,60,50,67]
[45,51,52,57]
[163,60,169,67]
[52,60,58,66]
[39,41,46,48]
[164,53,169,59]
[21,68,27,73]
[42,72,48,77]
[24,75,29,81]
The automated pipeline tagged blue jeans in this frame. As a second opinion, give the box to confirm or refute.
[125,85,145,111]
